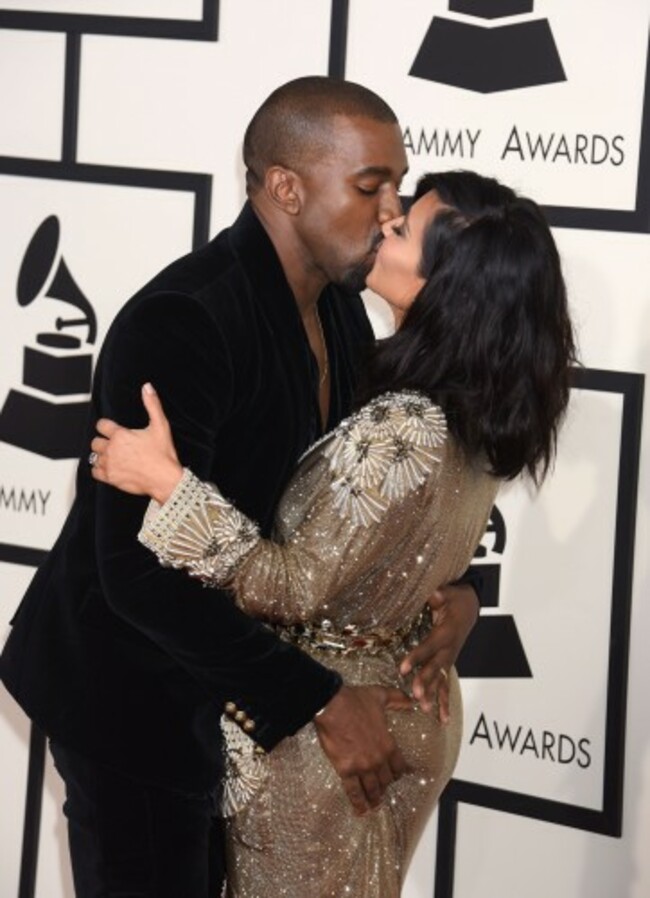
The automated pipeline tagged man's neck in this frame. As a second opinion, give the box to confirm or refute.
[250,198,326,317]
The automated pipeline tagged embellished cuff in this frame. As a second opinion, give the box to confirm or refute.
[220,715,269,817]
[138,468,260,585]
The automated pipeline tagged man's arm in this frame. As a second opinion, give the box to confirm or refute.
[94,292,408,809]
[94,292,341,747]
[399,578,480,720]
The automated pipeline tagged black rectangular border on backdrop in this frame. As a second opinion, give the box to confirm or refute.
[0,156,212,266]
[0,155,211,898]
[433,367,645,898]
[0,155,212,567]
[328,3,650,234]
[0,0,218,40]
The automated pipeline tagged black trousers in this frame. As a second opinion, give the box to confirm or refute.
[50,742,225,898]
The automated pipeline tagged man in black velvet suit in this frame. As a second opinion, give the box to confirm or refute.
[1,78,480,897]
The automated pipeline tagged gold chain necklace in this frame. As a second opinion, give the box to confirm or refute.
[316,313,329,387]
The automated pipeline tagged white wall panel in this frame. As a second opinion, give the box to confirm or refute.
[0,1,648,895]
[76,1,333,233]
[0,30,65,159]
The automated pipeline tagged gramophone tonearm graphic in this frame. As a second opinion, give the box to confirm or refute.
[0,215,98,459]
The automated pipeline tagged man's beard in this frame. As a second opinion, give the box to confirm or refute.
[336,236,382,294]
[336,258,373,294]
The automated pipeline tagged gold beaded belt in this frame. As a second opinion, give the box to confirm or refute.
[273,608,431,657]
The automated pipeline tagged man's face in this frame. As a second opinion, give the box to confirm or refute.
[295,115,408,293]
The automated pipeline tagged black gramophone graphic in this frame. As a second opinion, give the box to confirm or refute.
[410,0,565,93]
[0,215,98,459]
[457,504,532,677]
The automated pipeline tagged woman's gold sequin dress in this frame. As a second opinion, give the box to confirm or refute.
[139,391,499,898]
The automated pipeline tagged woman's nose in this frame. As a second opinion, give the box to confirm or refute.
[381,215,404,237]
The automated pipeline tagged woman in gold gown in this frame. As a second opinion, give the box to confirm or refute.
[90,171,576,897]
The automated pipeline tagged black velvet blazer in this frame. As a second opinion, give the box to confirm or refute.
[0,203,374,794]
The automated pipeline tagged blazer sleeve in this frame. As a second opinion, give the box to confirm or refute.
[93,291,341,751]
[138,397,448,623]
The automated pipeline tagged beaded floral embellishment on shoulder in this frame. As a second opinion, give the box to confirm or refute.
[323,392,447,527]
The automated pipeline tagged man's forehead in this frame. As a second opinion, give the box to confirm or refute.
[324,115,407,173]
[354,164,408,179]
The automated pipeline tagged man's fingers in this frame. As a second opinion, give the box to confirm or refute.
[412,652,444,691]
[399,584,478,714]
[411,665,451,719]
[388,745,412,780]
[420,666,451,722]
[400,635,446,677]
[382,686,413,712]
[359,771,384,809]
[96,418,120,438]
[402,633,453,714]
[375,761,395,791]
[341,776,370,815]
[344,766,395,814]
[399,625,445,676]
[426,588,445,613]
[314,684,415,813]
[437,676,451,725]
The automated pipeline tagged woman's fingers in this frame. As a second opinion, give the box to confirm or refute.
[91,465,104,482]
[90,435,108,455]
[96,418,120,438]
[141,384,179,466]
[141,383,169,431]
[88,386,178,497]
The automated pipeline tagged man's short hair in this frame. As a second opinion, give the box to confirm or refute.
[243,76,398,194]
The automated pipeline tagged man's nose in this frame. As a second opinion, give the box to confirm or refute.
[381,215,404,238]
[378,186,402,223]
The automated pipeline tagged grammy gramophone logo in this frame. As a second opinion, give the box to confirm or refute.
[457,504,531,678]
[410,0,566,93]
[0,215,97,459]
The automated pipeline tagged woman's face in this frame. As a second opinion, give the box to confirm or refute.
[366,190,445,324]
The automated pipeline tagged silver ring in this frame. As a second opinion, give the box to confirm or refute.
[88,451,98,467]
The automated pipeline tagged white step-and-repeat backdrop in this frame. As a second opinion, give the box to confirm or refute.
[1,2,648,896]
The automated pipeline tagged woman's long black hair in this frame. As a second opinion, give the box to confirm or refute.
[358,170,577,483]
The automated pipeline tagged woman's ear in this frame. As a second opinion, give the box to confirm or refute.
[264,166,302,215]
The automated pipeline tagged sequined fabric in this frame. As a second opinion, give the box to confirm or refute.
[140,391,499,897]
[140,474,260,584]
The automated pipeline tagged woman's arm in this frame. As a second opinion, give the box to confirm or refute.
[92,387,448,624]
[91,375,420,811]
[92,387,483,720]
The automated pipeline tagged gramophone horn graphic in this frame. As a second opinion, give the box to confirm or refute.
[410,1,566,93]
[0,215,98,459]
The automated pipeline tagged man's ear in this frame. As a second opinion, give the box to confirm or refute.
[264,166,303,215]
